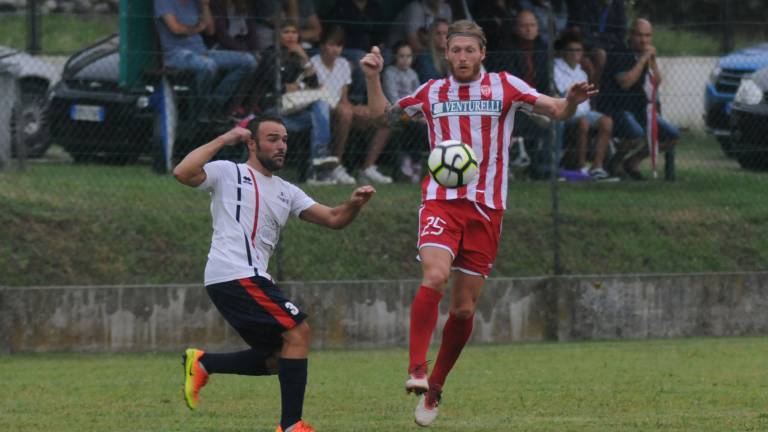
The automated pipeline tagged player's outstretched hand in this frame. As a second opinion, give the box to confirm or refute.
[566,82,598,105]
[350,185,376,207]
[225,126,252,145]
[360,46,384,78]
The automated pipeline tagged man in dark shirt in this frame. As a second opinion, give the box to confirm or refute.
[598,18,679,179]
[567,0,627,83]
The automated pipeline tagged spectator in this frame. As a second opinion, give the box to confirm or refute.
[553,31,612,180]
[519,0,568,45]
[413,18,449,82]
[251,0,323,50]
[325,0,389,103]
[598,18,679,180]
[255,19,339,184]
[383,41,425,183]
[567,0,627,84]
[154,0,257,123]
[207,0,259,51]
[499,10,553,178]
[472,0,520,63]
[284,0,323,45]
[310,26,393,184]
[388,0,453,54]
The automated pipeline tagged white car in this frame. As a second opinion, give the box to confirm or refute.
[0,45,61,158]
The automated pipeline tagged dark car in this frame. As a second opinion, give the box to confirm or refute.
[705,43,768,158]
[48,34,157,163]
[730,66,768,170]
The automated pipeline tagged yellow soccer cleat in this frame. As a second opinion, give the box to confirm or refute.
[181,348,208,410]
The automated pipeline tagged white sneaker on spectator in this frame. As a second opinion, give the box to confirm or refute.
[359,165,393,184]
[588,167,611,181]
[330,165,356,185]
[312,156,339,170]
[306,171,335,186]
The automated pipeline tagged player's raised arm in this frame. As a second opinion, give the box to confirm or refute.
[299,186,376,230]
[360,46,392,119]
[533,81,598,121]
[173,127,251,187]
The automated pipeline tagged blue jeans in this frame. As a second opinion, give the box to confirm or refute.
[279,100,332,162]
[164,49,257,112]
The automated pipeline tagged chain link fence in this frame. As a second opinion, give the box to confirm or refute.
[1,0,767,286]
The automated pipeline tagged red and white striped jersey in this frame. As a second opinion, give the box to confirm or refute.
[397,72,539,210]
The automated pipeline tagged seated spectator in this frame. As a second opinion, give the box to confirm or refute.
[388,0,453,54]
[567,0,627,84]
[310,26,393,184]
[154,0,257,123]
[519,0,568,45]
[325,0,389,103]
[255,19,339,184]
[472,0,521,69]
[499,10,553,179]
[383,41,426,183]
[413,18,449,82]
[553,31,612,180]
[597,18,679,180]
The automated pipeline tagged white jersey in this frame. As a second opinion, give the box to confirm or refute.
[197,160,316,285]
[397,72,539,209]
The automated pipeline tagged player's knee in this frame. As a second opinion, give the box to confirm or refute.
[284,322,311,348]
[422,267,450,289]
[450,307,475,320]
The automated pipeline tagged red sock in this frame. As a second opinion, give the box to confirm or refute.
[429,312,474,390]
[409,285,443,373]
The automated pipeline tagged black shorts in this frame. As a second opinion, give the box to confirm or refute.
[206,275,308,350]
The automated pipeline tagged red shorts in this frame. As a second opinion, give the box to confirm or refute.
[417,199,504,277]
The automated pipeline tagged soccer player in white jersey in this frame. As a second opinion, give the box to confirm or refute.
[360,20,597,427]
[173,114,375,432]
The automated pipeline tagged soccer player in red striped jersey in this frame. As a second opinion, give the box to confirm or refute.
[360,20,597,427]
[173,115,375,432]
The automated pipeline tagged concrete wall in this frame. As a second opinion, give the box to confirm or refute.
[657,57,717,130]
[2,272,767,353]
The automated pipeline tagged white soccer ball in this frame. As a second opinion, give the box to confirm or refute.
[427,140,479,188]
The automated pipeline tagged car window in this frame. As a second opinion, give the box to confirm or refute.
[64,34,119,79]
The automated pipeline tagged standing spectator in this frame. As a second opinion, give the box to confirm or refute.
[553,31,612,180]
[598,18,679,180]
[519,0,568,45]
[154,0,257,123]
[383,41,425,183]
[255,20,339,184]
[500,10,553,179]
[413,18,449,82]
[310,26,394,184]
[472,0,521,67]
[567,0,627,84]
[251,0,323,50]
[388,0,453,54]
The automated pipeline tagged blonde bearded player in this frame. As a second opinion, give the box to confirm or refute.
[359,20,597,426]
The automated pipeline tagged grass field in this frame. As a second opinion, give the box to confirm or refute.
[2,133,768,286]
[2,337,768,431]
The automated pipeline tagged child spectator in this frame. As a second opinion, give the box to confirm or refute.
[553,31,612,180]
[310,26,394,184]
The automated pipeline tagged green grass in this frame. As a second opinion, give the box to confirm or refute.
[1,133,767,286]
[2,337,768,431]
[0,13,117,54]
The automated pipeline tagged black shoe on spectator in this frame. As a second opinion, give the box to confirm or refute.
[623,160,646,181]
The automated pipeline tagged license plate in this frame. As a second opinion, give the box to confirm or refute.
[70,104,105,122]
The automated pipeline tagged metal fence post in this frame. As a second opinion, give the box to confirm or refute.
[546,8,563,276]
[0,64,21,171]
[27,0,41,55]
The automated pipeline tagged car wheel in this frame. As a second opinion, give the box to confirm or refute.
[11,81,50,159]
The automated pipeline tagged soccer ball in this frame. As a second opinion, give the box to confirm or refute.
[427,140,479,187]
